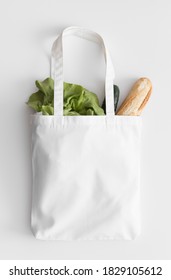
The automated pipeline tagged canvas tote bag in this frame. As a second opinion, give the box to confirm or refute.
[31,26,142,240]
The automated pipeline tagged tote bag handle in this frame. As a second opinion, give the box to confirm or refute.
[51,26,115,117]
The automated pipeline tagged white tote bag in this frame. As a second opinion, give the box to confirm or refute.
[31,26,142,240]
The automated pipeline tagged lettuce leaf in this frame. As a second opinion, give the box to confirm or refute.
[26,78,54,114]
[27,77,105,115]
[26,90,44,112]
[63,83,104,115]
[42,105,54,115]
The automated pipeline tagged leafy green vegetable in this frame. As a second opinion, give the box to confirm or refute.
[42,105,54,115]
[27,78,54,114]
[26,90,44,112]
[27,77,105,115]
[63,83,104,116]
[102,84,120,113]
[35,78,54,97]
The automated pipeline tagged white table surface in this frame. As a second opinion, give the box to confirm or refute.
[0,0,171,259]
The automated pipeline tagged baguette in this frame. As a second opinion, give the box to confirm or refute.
[116,77,152,116]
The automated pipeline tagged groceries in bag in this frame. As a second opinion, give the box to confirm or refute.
[27,77,152,116]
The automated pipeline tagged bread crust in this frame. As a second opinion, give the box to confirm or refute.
[116,78,152,116]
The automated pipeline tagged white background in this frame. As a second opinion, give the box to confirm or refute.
[0,0,171,259]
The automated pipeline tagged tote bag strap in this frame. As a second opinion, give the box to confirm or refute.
[51,26,115,117]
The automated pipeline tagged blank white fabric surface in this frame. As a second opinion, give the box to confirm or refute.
[31,115,142,240]
[31,27,142,241]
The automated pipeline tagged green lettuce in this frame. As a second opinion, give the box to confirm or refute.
[27,77,104,115]
[63,83,104,116]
